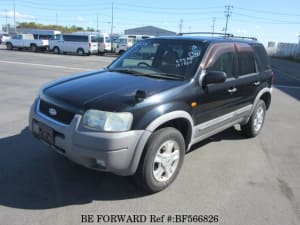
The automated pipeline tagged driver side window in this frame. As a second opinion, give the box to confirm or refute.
[207,52,235,79]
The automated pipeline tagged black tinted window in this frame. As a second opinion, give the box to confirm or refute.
[63,35,88,42]
[109,39,205,79]
[251,44,270,70]
[207,52,235,78]
[238,52,256,76]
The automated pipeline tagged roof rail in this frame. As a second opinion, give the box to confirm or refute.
[177,32,234,37]
[231,35,257,41]
[177,32,257,41]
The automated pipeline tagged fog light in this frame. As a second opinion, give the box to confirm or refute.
[96,159,106,168]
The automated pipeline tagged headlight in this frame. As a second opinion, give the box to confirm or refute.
[82,110,133,132]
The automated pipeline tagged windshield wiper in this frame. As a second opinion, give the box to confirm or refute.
[108,68,185,80]
[152,73,185,80]
[108,68,141,75]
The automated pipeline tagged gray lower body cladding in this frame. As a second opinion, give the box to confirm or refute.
[29,99,150,176]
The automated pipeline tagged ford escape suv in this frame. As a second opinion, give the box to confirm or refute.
[29,33,273,193]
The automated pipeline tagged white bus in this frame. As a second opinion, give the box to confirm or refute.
[49,34,98,56]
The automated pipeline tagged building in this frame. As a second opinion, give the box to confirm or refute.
[124,26,176,36]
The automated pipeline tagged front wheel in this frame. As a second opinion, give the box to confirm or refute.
[6,42,13,50]
[241,99,266,138]
[53,47,60,54]
[134,127,185,193]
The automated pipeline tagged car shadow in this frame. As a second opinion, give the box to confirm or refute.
[0,126,244,210]
[0,127,144,210]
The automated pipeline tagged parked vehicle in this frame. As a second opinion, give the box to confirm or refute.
[6,34,49,51]
[97,33,112,55]
[114,35,153,55]
[29,33,273,193]
[22,29,61,40]
[49,34,98,56]
[0,34,11,44]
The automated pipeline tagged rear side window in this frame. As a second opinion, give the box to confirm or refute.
[91,36,97,43]
[251,44,270,70]
[63,35,88,42]
[207,52,235,78]
[238,52,256,76]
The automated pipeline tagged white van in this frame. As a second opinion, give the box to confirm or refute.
[98,33,111,55]
[49,34,98,56]
[114,35,153,54]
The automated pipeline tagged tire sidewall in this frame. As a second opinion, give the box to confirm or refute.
[142,128,185,192]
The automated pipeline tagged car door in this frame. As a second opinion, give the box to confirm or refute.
[193,43,239,135]
[13,35,23,47]
[233,43,262,111]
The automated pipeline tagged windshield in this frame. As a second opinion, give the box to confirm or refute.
[108,39,205,80]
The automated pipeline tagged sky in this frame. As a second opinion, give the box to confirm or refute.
[1,0,300,46]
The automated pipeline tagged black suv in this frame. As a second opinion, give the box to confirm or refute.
[29,33,273,193]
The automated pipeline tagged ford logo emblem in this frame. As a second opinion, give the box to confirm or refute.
[48,108,57,116]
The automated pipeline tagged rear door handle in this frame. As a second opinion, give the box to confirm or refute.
[253,81,261,86]
[227,87,237,93]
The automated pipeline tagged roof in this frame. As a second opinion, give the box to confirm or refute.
[124,26,176,36]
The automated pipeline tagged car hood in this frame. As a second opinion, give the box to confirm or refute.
[42,70,185,112]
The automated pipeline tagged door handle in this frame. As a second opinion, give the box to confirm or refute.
[227,87,237,93]
[253,81,261,86]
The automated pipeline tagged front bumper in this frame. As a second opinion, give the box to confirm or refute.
[29,99,151,176]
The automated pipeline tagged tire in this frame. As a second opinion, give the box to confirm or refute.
[134,127,185,193]
[53,47,60,54]
[77,48,84,56]
[31,44,37,52]
[6,42,13,50]
[241,100,266,138]
[119,50,125,55]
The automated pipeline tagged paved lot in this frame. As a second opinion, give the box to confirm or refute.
[0,47,299,225]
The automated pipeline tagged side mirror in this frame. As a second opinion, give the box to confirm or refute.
[202,71,227,86]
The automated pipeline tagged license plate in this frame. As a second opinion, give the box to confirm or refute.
[38,122,54,145]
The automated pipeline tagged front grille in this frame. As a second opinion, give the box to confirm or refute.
[39,100,74,124]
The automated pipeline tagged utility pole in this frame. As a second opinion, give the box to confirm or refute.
[56,12,58,26]
[97,15,99,32]
[224,5,233,34]
[5,9,8,33]
[211,17,216,34]
[111,2,114,39]
[179,19,183,33]
[13,0,16,33]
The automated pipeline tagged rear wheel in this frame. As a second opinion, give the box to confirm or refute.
[241,100,266,137]
[77,48,84,56]
[31,44,37,52]
[134,127,185,193]
[6,42,13,50]
[53,47,60,54]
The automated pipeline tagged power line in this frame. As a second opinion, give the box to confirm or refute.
[235,7,300,17]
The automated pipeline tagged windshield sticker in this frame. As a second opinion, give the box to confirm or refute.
[176,45,201,68]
